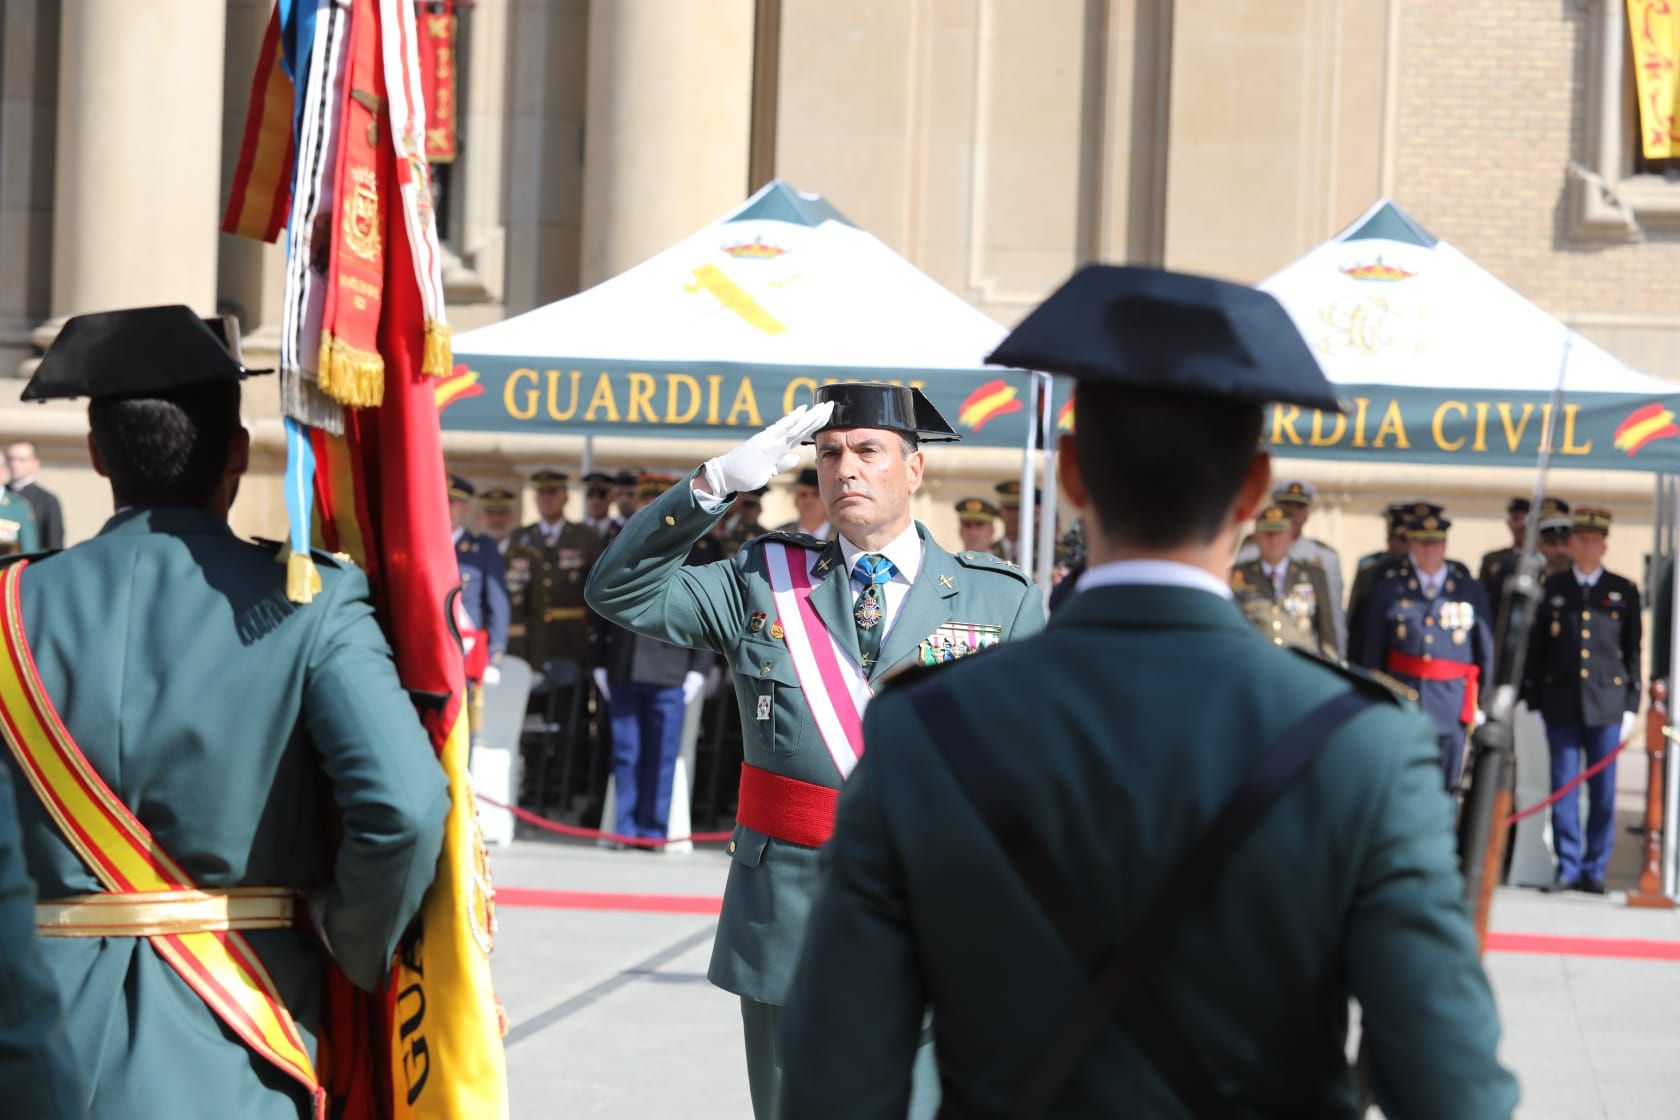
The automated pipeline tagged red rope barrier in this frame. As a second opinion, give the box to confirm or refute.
[1506,735,1634,824]
[476,794,735,849]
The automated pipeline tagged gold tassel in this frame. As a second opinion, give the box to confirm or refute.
[278,543,323,604]
[317,332,386,408]
[422,320,453,379]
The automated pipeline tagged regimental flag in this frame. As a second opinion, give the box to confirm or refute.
[435,365,483,412]
[1629,0,1680,159]
[1613,402,1680,456]
[957,378,1023,432]
[222,8,296,242]
[416,1,458,163]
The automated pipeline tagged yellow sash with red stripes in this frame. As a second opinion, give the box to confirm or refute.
[0,563,326,1119]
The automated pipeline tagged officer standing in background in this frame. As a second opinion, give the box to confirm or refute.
[714,486,768,560]
[1525,507,1641,894]
[954,497,1001,555]
[1478,496,1529,605]
[778,266,1515,1118]
[1345,502,1409,658]
[4,306,446,1119]
[478,486,519,555]
[1536,498,1574,575]
[1359,510,1494,789]
[1235,480,1345,655]
[448,475,509,683]
[993,481,1033,562]
[506,468,604,673]
[1230,504,1337,655]
[580,471,620,541]
[774,468,832,539]
[587,382,1043,1120]
[5,442,63,551]
[612,470,640,523]
[0,482,38,555]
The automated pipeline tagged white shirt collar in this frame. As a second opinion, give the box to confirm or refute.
[837,521,923,586]
[1573,565,1601,587]
[539,518,564,538]
[1076,559,1234,601]
[451,526,465,545]
[7,475,34,490]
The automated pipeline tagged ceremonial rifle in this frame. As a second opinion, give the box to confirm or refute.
[1455,335,1572,946]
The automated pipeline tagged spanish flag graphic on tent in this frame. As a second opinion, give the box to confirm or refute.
[1614,403,1680,457]
[958,378,1024,432]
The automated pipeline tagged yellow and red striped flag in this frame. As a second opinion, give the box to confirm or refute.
[223,7,296,243]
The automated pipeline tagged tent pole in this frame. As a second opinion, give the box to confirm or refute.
[1666,474,1680,898]
[1017,374,1040,577]
[1034,373,1059,602]
[582,436,595,478]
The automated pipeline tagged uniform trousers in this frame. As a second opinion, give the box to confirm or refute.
[608,682,685,839]
[1437,732,1467,792]
[744,997,939,1120]
[1544,722,1621,882]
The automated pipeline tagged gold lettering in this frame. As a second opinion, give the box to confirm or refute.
[505,368,539,421]
[1350,397,1370,448]
[665,374,702,424]
[1270,404,1303,446]
[1560,403,1593,454]
[626,372,658,423]
[1473,402,1489,453]
[1432,401,1468,451]
[1496,403,1535,451]
[584,372,620,422]
[1373,399,1410,448]
[726,379,762,427]
[706,375,724,425]
[1309,408,1346,446]
[784,377,819,414]
[545,370,580,421]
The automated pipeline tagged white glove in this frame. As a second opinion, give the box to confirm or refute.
[682,670,706,705]
[700,402,835,498]
[592,667,611,702]
[1621,709,1639,744]
[1473,709,1488,728]
[481,663,501,687]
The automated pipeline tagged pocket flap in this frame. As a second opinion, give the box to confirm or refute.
[732,639,800,687]
[728,825,771,867]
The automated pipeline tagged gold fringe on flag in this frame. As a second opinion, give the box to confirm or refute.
[422,320,452,379]
[317,332,387,408]
[277,543,324,604]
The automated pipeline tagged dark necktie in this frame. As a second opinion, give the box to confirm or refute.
[853,554,896,676]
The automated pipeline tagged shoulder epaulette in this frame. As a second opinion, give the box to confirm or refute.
[749,530,826,551]
[1287,648,1409,706]
[954,549,1032,584]
[248,537,352,570]
[0,549,58,570]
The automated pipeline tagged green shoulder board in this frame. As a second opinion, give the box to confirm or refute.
[0,549,59,571]
[749,530,827,552]
[954,549,1032,585]
[248,537,353,570]
[1287,647,1409,706]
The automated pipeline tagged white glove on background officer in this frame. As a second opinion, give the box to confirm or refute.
[697,402,835,499]
[1620,709,1640,744]
[682,670,706,706]
[481,663,501,688]
[592,668,611,703]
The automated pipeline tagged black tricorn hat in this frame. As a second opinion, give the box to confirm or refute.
[806,383,960,443]
[984,266,1342,413]
[24,305,270,402]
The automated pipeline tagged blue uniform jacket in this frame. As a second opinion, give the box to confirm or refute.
[1359,559,1494,738]
[456,529,510,659]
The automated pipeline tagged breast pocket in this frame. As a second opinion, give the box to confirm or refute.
[732,639,803,758]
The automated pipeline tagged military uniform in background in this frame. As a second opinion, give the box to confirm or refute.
[1230,506,1337,656]
[1478,495,1531,606]
[1344,501,1410,659]
[506,469,605,672]
[1233,480,1345,655]
[0,488,39,555]
[451,476,509,668]
[715,486,768,560]
[1357,512,1494,788]
[477,486,519,556]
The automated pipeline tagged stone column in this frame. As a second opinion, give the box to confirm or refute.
[48,1,226,320]
[579,0,754,289]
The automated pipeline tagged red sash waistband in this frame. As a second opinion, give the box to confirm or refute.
[736,763,839,848]
[1387,651,1480,725]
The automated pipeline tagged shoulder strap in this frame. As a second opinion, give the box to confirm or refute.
[910,677,1372,1119]
[0,564,325,1115]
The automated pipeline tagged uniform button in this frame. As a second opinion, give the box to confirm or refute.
[1581,629,1591,639]
[664,515,676,526]
[1581,667,1590,679]
[1271,620,1282,629]
[728,841,737,854]
[1581,610,1591,620]
[1423,653,1433,662]
[761,664,771,677]
[1615,676,1624,686]
[1581,650,1591,659]
[1424,634,1434,645]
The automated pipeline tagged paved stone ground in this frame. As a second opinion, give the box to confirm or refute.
[490,802,1680,1119]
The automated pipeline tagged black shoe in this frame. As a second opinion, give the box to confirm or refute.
[1578,878,1608,895]
[1541,875,1579,893]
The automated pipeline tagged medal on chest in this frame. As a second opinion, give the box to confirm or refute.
[854,594,883,631]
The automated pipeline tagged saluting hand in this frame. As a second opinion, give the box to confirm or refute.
[698,402,836,498]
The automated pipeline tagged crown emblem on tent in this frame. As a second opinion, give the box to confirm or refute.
[722,237,789,260]
[1340,257,1414,283]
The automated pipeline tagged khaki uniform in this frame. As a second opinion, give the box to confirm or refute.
[506,521,605,669]
[1230,558,1337,656]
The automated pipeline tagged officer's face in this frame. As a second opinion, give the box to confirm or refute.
[481,508,514,541]
[1283,503,1310,535]
[959,519,993,551]
[1408,537,1447,575]
[535,484,567,522]
[614,485,636,513]
[1507,510,1527,543]
[585,487,611,518]
[1539,532,1571,571]
[448,496,468,532]
[816,428,923,541]
[1001,506,1020,539]
[1256,530,1291,567]
[1571,529,1607,570]
[792,485,822,522]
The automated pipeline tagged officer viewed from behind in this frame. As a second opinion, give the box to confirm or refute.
[1525,507,1641,894]
[1358,509,1494,790]
[778,266,1516,1119]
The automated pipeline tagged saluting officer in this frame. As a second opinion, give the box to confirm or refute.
[778,266,1515,1118]
[1230,504,1337,655]
[1478,496,1530,605]
[1359,510,1494,788]
[954,497,1002,555]
[1234,480,1345,655]
[587,382,1043,1120]
[1524,507,1641,895]
[505,468,604,672]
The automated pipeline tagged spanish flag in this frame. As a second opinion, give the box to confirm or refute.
[1613,402,1680,457]
[957,378,1024,432]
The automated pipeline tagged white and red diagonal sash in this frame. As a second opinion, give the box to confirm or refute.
[763,542,872,780]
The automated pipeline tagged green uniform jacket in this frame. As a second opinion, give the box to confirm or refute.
[4,509,450,1120]
[586,478,1044,1005]
[505,520,604,669]
[781,584,1517,1118]
[0,760,83,1118]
